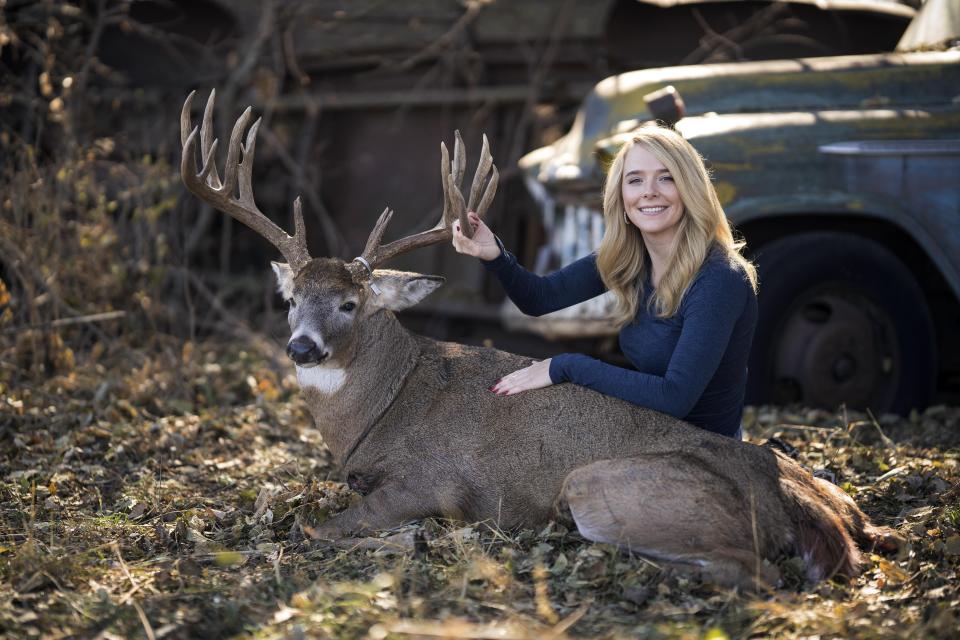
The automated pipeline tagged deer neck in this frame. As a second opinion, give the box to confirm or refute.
[298,309,419,466]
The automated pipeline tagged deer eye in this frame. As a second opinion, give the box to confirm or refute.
[340,301,356,313]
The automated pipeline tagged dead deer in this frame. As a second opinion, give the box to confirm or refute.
[179,90,899,590]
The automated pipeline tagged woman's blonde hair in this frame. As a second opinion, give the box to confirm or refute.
[596,124,757,327]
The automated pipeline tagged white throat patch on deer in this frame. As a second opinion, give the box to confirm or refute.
[296,366,347,394]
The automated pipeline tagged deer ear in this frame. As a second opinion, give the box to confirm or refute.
[271,261,295,300]
[369,270,444,311]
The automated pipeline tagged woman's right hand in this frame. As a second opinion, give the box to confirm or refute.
[452,211,501,261]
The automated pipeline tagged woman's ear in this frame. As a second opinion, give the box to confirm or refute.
[368,269,445,311]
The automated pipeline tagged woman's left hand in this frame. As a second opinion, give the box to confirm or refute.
[492,359,553,396]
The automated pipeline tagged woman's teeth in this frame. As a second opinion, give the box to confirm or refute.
[640,206,667,214]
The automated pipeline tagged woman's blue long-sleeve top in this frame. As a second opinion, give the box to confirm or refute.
[483,245,757,437]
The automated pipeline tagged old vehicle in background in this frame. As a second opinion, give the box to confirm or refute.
[62,0,916,282]
[515,0,960,414]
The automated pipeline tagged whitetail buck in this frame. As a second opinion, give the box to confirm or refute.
[180,90,898,589]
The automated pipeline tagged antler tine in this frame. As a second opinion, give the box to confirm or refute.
[447,171,471,240]
[475,164,499,220]
[350,131,497,279]
[180,90,312,272]
[437,140,468,235]
[197,138,220,184]
[237,117,260,204]
[466,134,493,212]
[438,141,452,229]
[359,207,395,265]
[182,125,201,182]
[452,130,466,188]
[292,196,308,257]
[200,89,222,189]
[220,106,252,199]
[180,90,197,147]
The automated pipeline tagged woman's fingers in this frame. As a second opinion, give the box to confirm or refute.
[490,360,553,396]
[452,213,501,260]
[453,217,499,260]
[452,220,481,256]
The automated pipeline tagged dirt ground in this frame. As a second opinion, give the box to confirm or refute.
[1,330,958,640]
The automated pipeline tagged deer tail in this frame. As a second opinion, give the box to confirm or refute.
[792,493,862,582]
[774,458,862,582]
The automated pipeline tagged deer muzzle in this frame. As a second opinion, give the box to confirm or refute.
[286,335,329,366]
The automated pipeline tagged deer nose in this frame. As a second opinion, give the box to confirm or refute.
[286,336,328,365]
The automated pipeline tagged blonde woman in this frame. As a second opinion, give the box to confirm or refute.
[452,124,758,439]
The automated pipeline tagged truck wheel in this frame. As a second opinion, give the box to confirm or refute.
[746,232,935,414]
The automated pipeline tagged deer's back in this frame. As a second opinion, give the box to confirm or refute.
[346,337,779,528]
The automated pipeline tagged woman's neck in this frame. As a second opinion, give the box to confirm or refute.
[643,232,676,287]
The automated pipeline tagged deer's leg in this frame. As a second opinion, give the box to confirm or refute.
[307,482,436,540]
[561,455,780,591]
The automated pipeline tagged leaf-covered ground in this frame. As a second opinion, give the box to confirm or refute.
[1,335,958,639]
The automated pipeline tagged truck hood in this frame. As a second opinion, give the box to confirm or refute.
[520,49,960,193]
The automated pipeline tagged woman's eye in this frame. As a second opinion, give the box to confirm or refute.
[340,301,356,312]
[659,175,674,182]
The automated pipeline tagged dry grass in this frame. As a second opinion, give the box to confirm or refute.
[1,327,958,639]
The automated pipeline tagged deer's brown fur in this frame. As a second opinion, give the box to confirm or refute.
[180,91,900,590]
[280,259,897,590]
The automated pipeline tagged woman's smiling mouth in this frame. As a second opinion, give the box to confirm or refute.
[639,206,668,215]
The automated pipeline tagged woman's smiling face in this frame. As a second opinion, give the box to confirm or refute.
[621,144,684,245]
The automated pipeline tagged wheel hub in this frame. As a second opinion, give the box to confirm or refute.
[772,291,898,409]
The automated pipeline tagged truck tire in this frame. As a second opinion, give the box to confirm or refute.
[746,232,936,414]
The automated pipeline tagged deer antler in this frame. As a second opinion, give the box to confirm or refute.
[347,130,498,285]
[180,90,312,273]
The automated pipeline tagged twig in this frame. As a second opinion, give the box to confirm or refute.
[257,123,348,258]
[273,543,283,586]
[0,232,111,342]
[118,576,155,606]
[771,423,836,432]
[864,408,896,449]
[227,0,276,90]
[681,3,789,65]
[874,466,908,483]
[113,541,136,588]
[168,266,286,369]
[1,310,126,334]
[41,571,96,620]
[282,26,310,87]
[690,8,744,62]
[506,0,575,167]
[74,0,109,102]
[168,267,254,337]
[750,486,761,588]
[386,1,486,73]
[131,599,156,640]
[544,601,590,639]
[111,541,156,638]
